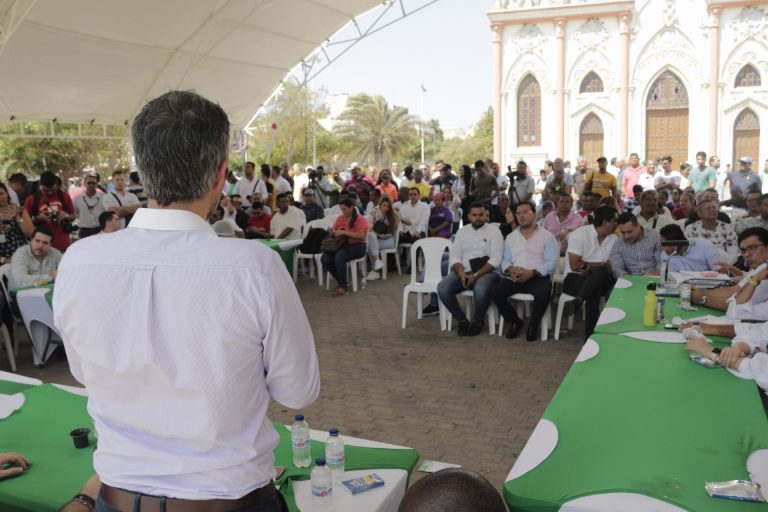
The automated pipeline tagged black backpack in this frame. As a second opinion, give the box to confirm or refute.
[300,227,329,254]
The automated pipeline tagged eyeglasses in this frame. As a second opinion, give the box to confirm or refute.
[739,243,764,256]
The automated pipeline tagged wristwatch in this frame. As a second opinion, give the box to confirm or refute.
[698,295,708,305]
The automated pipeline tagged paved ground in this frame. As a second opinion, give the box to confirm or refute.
[8,263,586,491]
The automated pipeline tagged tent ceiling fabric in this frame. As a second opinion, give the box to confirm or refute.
[0,0,382,128]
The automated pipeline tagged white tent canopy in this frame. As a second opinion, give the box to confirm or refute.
[0,0,382,129]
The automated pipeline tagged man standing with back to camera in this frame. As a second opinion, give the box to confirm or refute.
[54,90,320,511]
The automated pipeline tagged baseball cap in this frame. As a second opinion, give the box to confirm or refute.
[740,156,753,164]
[303,188,316,196]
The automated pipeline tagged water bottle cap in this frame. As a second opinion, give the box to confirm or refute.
[647,283,656,291]
[329,428,339,436]
[294,414,304,421]
[315,458,326,466]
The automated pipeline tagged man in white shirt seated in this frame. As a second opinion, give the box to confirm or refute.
[398,187,430,243]
[9,226,61,289]
[490,201,558,341]
[658,224,727,274]
[53,90,319,511]
[269,192,304,240]
[561,206,619,341]
[437,203,503,337]
[102,169,141,228]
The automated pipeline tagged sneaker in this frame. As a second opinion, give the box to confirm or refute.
[366,271,380,281]
[563,297,583,317]
[422,304,440,317]
[373,259,384,270]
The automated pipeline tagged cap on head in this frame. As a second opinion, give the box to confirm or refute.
[740,156,753,164]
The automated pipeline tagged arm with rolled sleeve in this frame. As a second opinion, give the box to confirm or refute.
[539,235,559,276]
[737,354,768,393]
[732,322,768,354]
[261,251,320,409]
[487,227,503,269]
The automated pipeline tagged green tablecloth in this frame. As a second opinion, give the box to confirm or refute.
[503,333,768,511]
[8,283,54,307]
[259,239,295,272]
[0,383,418,512]
[0,379,35,395]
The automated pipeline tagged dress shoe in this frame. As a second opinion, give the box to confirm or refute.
[422,304,440,317]
[563,297,583,317]
[526,324,539,342]
[505,318,524,339]
[457,320,470,336]
[466,322,483,336]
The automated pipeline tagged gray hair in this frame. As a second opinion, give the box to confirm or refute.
[131,90,230,206]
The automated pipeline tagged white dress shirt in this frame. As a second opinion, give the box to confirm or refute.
[274,176,292,196]
[53,208,320,500]
[74,191,106,228]
[726,262,768,320]
[398,200,430,235]
[500,228,558,276]
[270,206,305,240]
[731,322,768,393]
[565,224,617,274]
[449,222,504,270]
[233,176,268,207]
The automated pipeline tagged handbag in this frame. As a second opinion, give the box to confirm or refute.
[373,219,389,235]
[320,234,347,253]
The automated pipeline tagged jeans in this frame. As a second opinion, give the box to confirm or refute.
[491,275,551,330]
[563,266,615,341]
[94,488,288,512]
[437,271,500,325]
[321,243,367,290]
[366,233,396,263]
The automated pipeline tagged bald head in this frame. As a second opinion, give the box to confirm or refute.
[398,469,506,512]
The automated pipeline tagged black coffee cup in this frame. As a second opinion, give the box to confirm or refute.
[70,428,90,449]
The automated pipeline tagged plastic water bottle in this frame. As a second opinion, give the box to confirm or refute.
[292,414,311,468]
[325,428,345,484]
[311,458,334,511]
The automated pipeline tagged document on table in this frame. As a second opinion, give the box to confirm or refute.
[417,460,461,473]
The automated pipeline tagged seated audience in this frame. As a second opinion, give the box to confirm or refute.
[490,202,558,341]
[442,187,461,234]
[245,201,271,239]
[672,191,696,221]
[735,192,768,233]
[542,193,583,254]
[98,211,122,234]
[437,203,503,336]
[684,188,730,226]
[366,196,400,281]
[398,468,507,512]
[375,170,399,202]
[297,188,325,223]
[321,198,369,297]
[658,224,727,274]
[9,226,61,289]
[684,198,738,262]
[270,192,305,240]
[428,193,453,239]
[489,194,510,224]
[577,192,598,220]
[393,186,410,211]
[0,184,33,264]
[498,206,517,239]
[623,184,644,212]
[609,212,661,278]
[562,206,619,341]
[399,188,430,243]
[635,190,674,231]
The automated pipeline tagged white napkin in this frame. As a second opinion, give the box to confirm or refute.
[0,393,25,419]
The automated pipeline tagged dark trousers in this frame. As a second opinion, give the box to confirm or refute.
[563,266,615,341]
[491,275,551,329]
[95,488,288,512]
[321,243,367,290]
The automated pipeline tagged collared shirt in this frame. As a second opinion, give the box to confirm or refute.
[735,215,768,235]
[398,200,430,235]
[9,244,62,289]
[730,323,768,393]
[660,238,727,273]
[654,170,681,188]
[53,208,320,499]
[273,176,292,196]
[726,263,768,320]
[636,212,674,231]
[565,225,617,274]
[684,220,738,262]
[500,227,558,276]
[608,227,661,278]
[621,166,645,198]
[637,172,656,191]
[449,222,503,271]
[729,169,762,198]
[407,180,430,200]
[270,206,305,240]
[233,176,268,207]
[74,191,106,228]
[541,210,584,253]
[102,190,141,229]
[332,212,369,245]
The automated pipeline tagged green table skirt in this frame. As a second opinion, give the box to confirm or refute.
[259,239,295,272]
[0,384,418,512]
[503,333,768,511]
[8,283,54,307]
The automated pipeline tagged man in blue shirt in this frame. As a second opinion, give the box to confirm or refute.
[658,223,728,273]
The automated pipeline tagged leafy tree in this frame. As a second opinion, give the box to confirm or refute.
[334,94,416,166]
[438,107,493,167]
[407,118,444,164]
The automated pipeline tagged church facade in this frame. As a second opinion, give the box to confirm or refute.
[487,0,768,172]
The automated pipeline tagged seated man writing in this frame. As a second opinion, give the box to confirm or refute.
[9,226,61,289]
[437,202,503,337]
[658,224,727,274]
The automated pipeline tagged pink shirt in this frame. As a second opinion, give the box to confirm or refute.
[333,213,370,245]
[542,210,585,254]
[622,166,646,198]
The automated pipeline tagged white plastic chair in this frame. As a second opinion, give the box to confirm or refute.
[325,252,368,292]
[401,238,452,329]
[496,293,551,341]
[16,288,62,367]
[554,292,578,340]
[442,291,498,335]
[379,229,401,280]
[292,218,332,285]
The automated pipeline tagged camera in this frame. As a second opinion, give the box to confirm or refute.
[507,165,525,181]
[50,210,58,223]
[308,170,319,182]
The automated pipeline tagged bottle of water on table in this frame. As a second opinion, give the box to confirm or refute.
[311,458,334,511]
[292,414,311,468]
[325,427,345,485]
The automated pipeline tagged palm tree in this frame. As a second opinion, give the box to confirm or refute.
[335,94,415,166]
